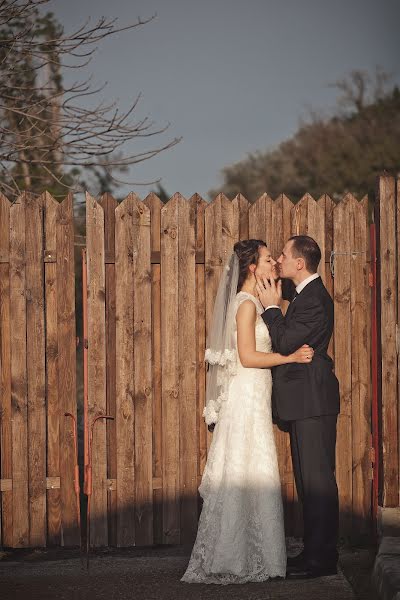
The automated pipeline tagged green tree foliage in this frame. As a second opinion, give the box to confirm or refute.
[209,71,400,204]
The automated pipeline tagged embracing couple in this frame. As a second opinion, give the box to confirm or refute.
[182,235,340,584]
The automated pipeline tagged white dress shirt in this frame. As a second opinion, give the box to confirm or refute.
[264,273,320,311]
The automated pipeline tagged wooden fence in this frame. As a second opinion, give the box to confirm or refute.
[377,177,400,508]
[0,184,388,548]
[85,189,372,547]
[0,192,79,548]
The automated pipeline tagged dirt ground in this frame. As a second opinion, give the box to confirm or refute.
[0,541,378,600]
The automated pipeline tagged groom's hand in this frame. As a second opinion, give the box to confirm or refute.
[255,275,282,309]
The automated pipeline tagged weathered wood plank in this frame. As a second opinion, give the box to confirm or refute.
[189,194,207,481]
[131,195,153,545]
[86,193,108,546]
[25,193,46,546]
[144,192,163,545]
[291,194,326,282]
[115,194,135,546]
[178,195,198,544]
[333,194,353,533]
[57,194,79,546]
[10,194,29,547]
[397,179,400,507]
[161,195,180,544]
[233,193,249,239]
[348,196,371,535]
[377,176,399,506]
[0,193,12,546]
[99,193,118,546]
[249,194,272,242]
[44,192,62,545]
[317,195,335,360]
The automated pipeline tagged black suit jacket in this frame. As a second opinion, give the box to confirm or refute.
[261,277,340,421]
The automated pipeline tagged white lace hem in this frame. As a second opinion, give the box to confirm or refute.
[181,567,286,585]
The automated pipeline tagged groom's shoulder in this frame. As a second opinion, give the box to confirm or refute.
[302,277,332,304]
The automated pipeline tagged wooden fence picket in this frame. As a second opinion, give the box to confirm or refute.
[86,194,108,546]
[161,195,180,544]
[9,195,29,547]
[25,193,46,546]
[143,192,163,544]
[56,194,79,546]
[333,194,353,534]
[44,192,62,545]
[377,177,399,507]
[0,193,12,547]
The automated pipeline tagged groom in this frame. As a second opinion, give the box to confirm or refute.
[256,235,340,579]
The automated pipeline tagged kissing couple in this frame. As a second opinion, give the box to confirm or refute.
[182,235,340,584]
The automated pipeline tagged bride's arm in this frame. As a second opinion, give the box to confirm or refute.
[236,300,313,368]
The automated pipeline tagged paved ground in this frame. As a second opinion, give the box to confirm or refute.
[372,507,400,600]
[0,540,379,600]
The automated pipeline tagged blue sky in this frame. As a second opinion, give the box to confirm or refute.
[51,0,400,199]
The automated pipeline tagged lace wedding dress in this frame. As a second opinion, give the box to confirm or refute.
[181,291,286,584]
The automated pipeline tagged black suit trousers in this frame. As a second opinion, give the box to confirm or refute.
[289,414,339,567]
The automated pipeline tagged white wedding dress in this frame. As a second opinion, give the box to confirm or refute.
[181,291,286,584]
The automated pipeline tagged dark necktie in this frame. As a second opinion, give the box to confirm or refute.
[292,290,299,302]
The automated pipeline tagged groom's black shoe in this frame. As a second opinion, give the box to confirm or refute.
[286,563,337,579]
[287,551,305,568]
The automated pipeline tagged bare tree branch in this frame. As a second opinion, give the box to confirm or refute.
[0,0,180,197]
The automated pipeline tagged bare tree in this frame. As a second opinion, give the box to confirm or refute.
[0,0,180,198]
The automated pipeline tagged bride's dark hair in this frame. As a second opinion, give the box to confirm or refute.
[233,239,267,292]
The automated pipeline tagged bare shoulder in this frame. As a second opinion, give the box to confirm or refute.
[236,299,257,323]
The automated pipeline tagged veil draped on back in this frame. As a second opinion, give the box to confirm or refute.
[203,252,240,426]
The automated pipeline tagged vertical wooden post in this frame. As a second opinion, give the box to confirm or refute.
[377,175,399,507]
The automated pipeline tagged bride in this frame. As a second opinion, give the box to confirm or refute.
[181,239,314,584]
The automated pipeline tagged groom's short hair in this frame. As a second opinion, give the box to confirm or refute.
[288,235,321,273]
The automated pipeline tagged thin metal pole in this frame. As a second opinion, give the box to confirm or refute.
[85,414,114,570]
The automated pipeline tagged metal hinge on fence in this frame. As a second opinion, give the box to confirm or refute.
[329,251,367,277]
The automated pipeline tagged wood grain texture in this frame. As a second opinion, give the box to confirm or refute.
[10,195,29,547]
[349,196,371,534]
[131,195,153,546]
[57,194,79,546]
[397,178,400,507]
[115,194,135,546]
[0,193,12,546]
[178,195,197,544]
[377,177,399,506]
[86,193,108,546]
[25,193,46,546]
[44,192,61,545]
[317,195,335,360]
[333,194,353,533]
[99,193,118,546]
[161,195,180,544]
[144,192,163,544]
[291,194,326,282]
[189,194,207,480]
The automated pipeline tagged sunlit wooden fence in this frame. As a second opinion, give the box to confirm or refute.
[0,192,79,548]
[1,178,398,548]
[84,189,372,547]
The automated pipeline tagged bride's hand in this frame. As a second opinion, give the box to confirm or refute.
[290,344,314,363]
